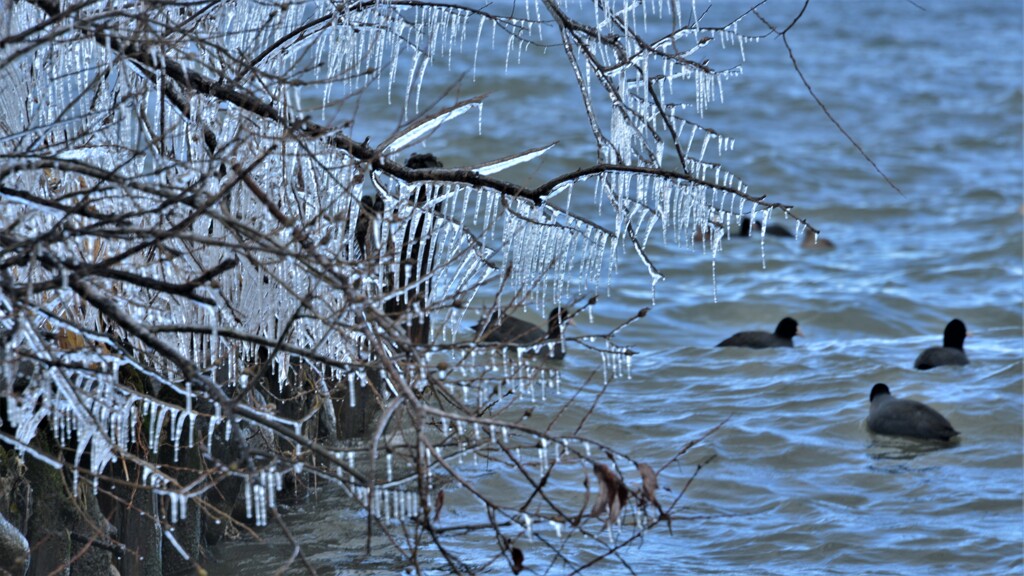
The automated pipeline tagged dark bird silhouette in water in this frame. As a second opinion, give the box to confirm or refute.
[740,216,794,238]
[914,319,970,370]
[867,383,959,441]
[717,317,802,349]
[474,307,572,359]
[405,152,443,170]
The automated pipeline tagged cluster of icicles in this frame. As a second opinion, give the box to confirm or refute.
[1,302,636,530]
[0,328,292,528]
[0,0,777,540]
[0,0,770,357]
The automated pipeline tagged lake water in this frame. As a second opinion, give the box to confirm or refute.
[211,1,1023,573]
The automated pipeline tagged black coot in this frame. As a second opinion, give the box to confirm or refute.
[914,319,969,370]
[867,383,959,441]
[474,307,570,359]
[716,317,801,349]
[740,217,794,238]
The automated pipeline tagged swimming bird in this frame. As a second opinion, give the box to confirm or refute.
[716,317,802,349]
[914,319,970,370]
[740,216,794,238]
[867,383,959,441]
[473,307,571,359]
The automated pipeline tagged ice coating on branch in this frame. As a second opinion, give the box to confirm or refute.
[0,0,779,546]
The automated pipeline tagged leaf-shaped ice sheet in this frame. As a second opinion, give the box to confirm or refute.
[469,142,557,176]
[381,94,488,154]
[369,170,390,199]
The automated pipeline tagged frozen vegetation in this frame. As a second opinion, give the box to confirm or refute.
[0,0,808,573]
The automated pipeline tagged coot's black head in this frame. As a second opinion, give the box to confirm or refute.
[869,383,891,402]
[740,217,753,236]
[406,153,443,169]
[547,307,572,338]
[943,319,968,350]
[774,317,802,339]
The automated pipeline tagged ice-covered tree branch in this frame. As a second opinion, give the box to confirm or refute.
[0,0,810,573]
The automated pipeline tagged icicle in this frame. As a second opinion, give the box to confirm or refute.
[164,529,190,562]
[244,476,252,520]
[538,438,548,474]
[550,520,563,538]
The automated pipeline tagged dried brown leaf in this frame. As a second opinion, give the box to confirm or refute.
[637,462,659,508]
[433,489,444,523]
[574,472,591,526]
[591,462,628,526]
[610,477,628,527]
[591,463,615,517]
